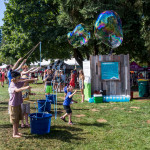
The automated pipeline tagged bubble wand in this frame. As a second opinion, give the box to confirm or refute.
[22,42,40,60]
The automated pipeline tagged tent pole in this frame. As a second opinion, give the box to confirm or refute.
[40,42,41,67]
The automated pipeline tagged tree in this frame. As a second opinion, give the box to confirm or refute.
[1,0,71,64]
[0,0,150,67]
[57,0,150,66]
[140,1,150,53]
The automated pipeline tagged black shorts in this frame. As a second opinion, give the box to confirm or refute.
[63,105,72,114]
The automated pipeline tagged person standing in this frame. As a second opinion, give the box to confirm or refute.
[79,70,85,103]
[69,70,75,88]
[44,69,53,95]
[73,69,77,88]
[61,70,66,91]
[53,70,61,92]
[9,71,31,138]
[20,65,38,128]
[0,69,5,87]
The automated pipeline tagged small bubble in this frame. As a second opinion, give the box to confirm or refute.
[67,24,91,48]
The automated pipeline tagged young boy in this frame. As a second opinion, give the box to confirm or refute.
[9,71,31,138]
[21,65,39,128]
[64,85,68,98]
[60,84,77,125]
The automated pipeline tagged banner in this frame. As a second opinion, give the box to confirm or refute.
[83,61,91,100]
[101,62,120,80]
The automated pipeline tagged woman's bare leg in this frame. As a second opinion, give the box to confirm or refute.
[81,89,84,102]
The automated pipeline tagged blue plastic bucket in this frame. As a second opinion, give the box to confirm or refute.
[37,100,51,112]
[50,94,56,104]
[29,113,52,135]
[46,94,56,104]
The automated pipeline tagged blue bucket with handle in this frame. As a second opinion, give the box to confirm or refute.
[37,99,51,112]
[29,113,52,135]
[46,94,56,104]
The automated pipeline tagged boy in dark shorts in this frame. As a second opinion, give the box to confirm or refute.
[60,85,77,125]
[9,71,31,138]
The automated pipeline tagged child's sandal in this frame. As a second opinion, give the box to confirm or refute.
[68,121,73,125]
[21,124,25,128]
[60,117,67,122]
[25,124,30,128]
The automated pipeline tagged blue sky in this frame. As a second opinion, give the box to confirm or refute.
[0,0,6,26]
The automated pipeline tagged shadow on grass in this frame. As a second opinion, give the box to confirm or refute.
[79,122,109,127]
[0,102,8,105]
[30,107,37,110]
[132,97,150,100]
[52,125,83,131]
[24,125,84,142]
[56,102,63,105]
[29,100,63,105]
[0,106,8,111]
[73,109,89,111]
[0,124,12,128]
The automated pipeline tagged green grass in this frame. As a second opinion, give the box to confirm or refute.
[0,81,150,150]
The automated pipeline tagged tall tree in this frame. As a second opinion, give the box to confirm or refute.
[1,0,71,63]
[0,0,150,67]
[57,0,150,66]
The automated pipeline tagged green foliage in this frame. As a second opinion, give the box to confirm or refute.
[0,29,2,44]
[140,0,150,53]
[1,0,71,63]
[0,0,150,66]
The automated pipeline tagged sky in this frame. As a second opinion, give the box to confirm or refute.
[0,0,6,26]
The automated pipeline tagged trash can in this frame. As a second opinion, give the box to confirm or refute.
[138,79,149,97]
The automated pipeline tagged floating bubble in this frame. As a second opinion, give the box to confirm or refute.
[67,24,91,48]
[94,10,123,49]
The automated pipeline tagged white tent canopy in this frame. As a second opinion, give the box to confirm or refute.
[0,64,7,69]
[30,58,79,66]
[64,58,79,65]
[30,59,51,66]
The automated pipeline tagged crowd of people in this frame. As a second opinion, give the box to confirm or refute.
[130,72,150,87]
[43,69,84,92]
[0,64,85,92]
[1,57,85,138]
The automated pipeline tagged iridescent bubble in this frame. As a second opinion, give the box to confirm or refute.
[67,24,91,48]
[94,10,123,49]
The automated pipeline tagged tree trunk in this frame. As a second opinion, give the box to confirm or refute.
[73,48,83,68]
[94,40,99,55]
[85,51,90,60]
[84,46,90,60]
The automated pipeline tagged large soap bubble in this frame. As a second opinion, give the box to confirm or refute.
[67,24,91,48]
[94,10,123,49]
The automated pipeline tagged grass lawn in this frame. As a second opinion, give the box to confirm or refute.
[0,81,150,150]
